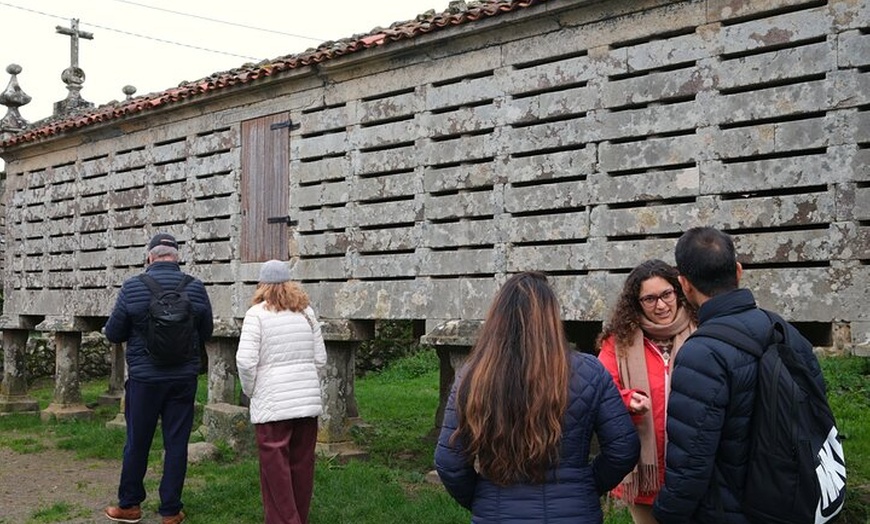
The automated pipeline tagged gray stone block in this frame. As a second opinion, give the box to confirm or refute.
[357,143,418,174]
[604,66,711,109]
[505,146,596,184]
[354,174,418,202]
[600,135,701,173]
[719,6,831,56]
[423,162,500,193]
[713,80,828,125]
[361,91,419,124]
[426,219,501,248]
[353,119,419,149]
[203,403,254,456]
[718,41,834,91]
[505,211,590,244]
[714,191,836,229]
[293,157,349,185]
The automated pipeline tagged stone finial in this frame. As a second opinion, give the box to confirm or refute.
[53,19,95,115]
[0,63,32,133]
[122,85,137,100]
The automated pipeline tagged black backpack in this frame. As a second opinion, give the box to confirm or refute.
[691,310,846,524]
[138,274,197,367]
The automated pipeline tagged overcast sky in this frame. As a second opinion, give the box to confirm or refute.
[0,0,446,124]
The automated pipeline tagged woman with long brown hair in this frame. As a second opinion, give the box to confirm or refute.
[435,272,640,523]
[236,260,326,524]
[596,259,696,524]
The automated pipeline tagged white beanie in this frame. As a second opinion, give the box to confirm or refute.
[259,260,290,284]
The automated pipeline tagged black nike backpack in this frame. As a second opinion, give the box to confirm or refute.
[690,310,846,524]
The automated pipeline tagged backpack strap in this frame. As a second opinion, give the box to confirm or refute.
[138,274,164,295]
[300,309,316,332]
[691,319,766,359]
[175,274,194,292]
[138,274,194,295]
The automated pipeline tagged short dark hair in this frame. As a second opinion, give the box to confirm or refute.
[674,227,738,297]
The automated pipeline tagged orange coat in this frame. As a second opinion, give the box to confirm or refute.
[597,334,671,505]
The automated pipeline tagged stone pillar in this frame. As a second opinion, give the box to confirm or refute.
[205,337,238,405]
[420,320,482,432]
[106,387,126,430]
[850,321,870,357]
[0,328,39,415]
[42,330,93,421]
[201,320,252,453]
[316,319,372,460]
[98,342,125,406]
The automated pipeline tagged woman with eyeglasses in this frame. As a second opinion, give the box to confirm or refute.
[596,259,697,524]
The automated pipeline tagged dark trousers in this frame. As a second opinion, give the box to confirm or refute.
[118,377,197,516]
[256,417,318,524]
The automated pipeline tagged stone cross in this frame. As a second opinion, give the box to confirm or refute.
[54,18,95,115]
[56,18,93,72]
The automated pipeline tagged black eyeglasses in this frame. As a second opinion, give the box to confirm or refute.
[639,288,677,308]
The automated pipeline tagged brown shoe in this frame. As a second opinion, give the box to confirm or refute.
[105,505,142,523]
[162,511,185,524]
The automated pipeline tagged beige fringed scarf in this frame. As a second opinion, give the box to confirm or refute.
[616,306,694,503]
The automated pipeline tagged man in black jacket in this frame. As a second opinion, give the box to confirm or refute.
[652,227,825,524]
[104,233,213,524]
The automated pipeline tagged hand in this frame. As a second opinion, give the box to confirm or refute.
[629,391,651,415]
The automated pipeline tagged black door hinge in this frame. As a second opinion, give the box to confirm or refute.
[270,120,301,131]
[267,215,298,226]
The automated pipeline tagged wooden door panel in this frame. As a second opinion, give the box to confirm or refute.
[241,113,290,261]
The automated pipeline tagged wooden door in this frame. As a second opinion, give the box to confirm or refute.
[241,113,290,261]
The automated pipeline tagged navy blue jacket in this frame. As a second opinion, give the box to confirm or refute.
[435,351,640,523]
[105,261,214,382]
[652,288,824,524]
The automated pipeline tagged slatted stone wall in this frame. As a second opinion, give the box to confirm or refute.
[289,0,868,350]
[1,0,867,351]
[3,125,241,319]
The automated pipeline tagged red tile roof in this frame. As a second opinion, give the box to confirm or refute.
[1,0,544,148]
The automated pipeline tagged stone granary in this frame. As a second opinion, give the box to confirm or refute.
[0,0,868,453]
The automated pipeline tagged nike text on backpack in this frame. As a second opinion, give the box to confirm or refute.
[138,274,197,367]
[690,310,846,524]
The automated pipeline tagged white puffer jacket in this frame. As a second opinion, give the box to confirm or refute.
[236,303,327,424]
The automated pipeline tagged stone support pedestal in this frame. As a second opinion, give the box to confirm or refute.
[203,402,254,455]
[42,330,93,421]
[106,390,127,430]
[421,320,482,432]
[316,320,371,460]
[98,342,125,406]
[0,329,39,415]
[205,337,238,405]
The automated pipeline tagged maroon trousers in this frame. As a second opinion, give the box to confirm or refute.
[255,417,318,524]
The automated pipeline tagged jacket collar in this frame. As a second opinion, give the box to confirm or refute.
[146,261,181,272]
[697,288,757,324]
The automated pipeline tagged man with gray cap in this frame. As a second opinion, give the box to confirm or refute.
[104,233,213,524]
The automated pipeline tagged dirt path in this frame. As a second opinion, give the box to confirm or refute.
[0,447,121,523]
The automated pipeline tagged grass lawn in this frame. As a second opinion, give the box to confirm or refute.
[0,352,866,523]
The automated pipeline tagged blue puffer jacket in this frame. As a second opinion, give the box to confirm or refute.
[652,288,824,524]
[435,350,640,523]
[105,261,214,382]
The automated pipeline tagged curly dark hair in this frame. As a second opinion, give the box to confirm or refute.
[597,259,695,352]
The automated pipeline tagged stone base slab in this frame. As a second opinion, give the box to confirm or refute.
[106,413,126,430]
[0,395,40,416]
[41,403,94,422]
[316,440,369,463]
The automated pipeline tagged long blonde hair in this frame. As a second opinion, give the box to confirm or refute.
[452,272,570,486]
[252,281,310,312]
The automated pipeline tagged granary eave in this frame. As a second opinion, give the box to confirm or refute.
[0,0,554,152]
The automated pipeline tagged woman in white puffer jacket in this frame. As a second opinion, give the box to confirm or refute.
[236,260,327,524]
